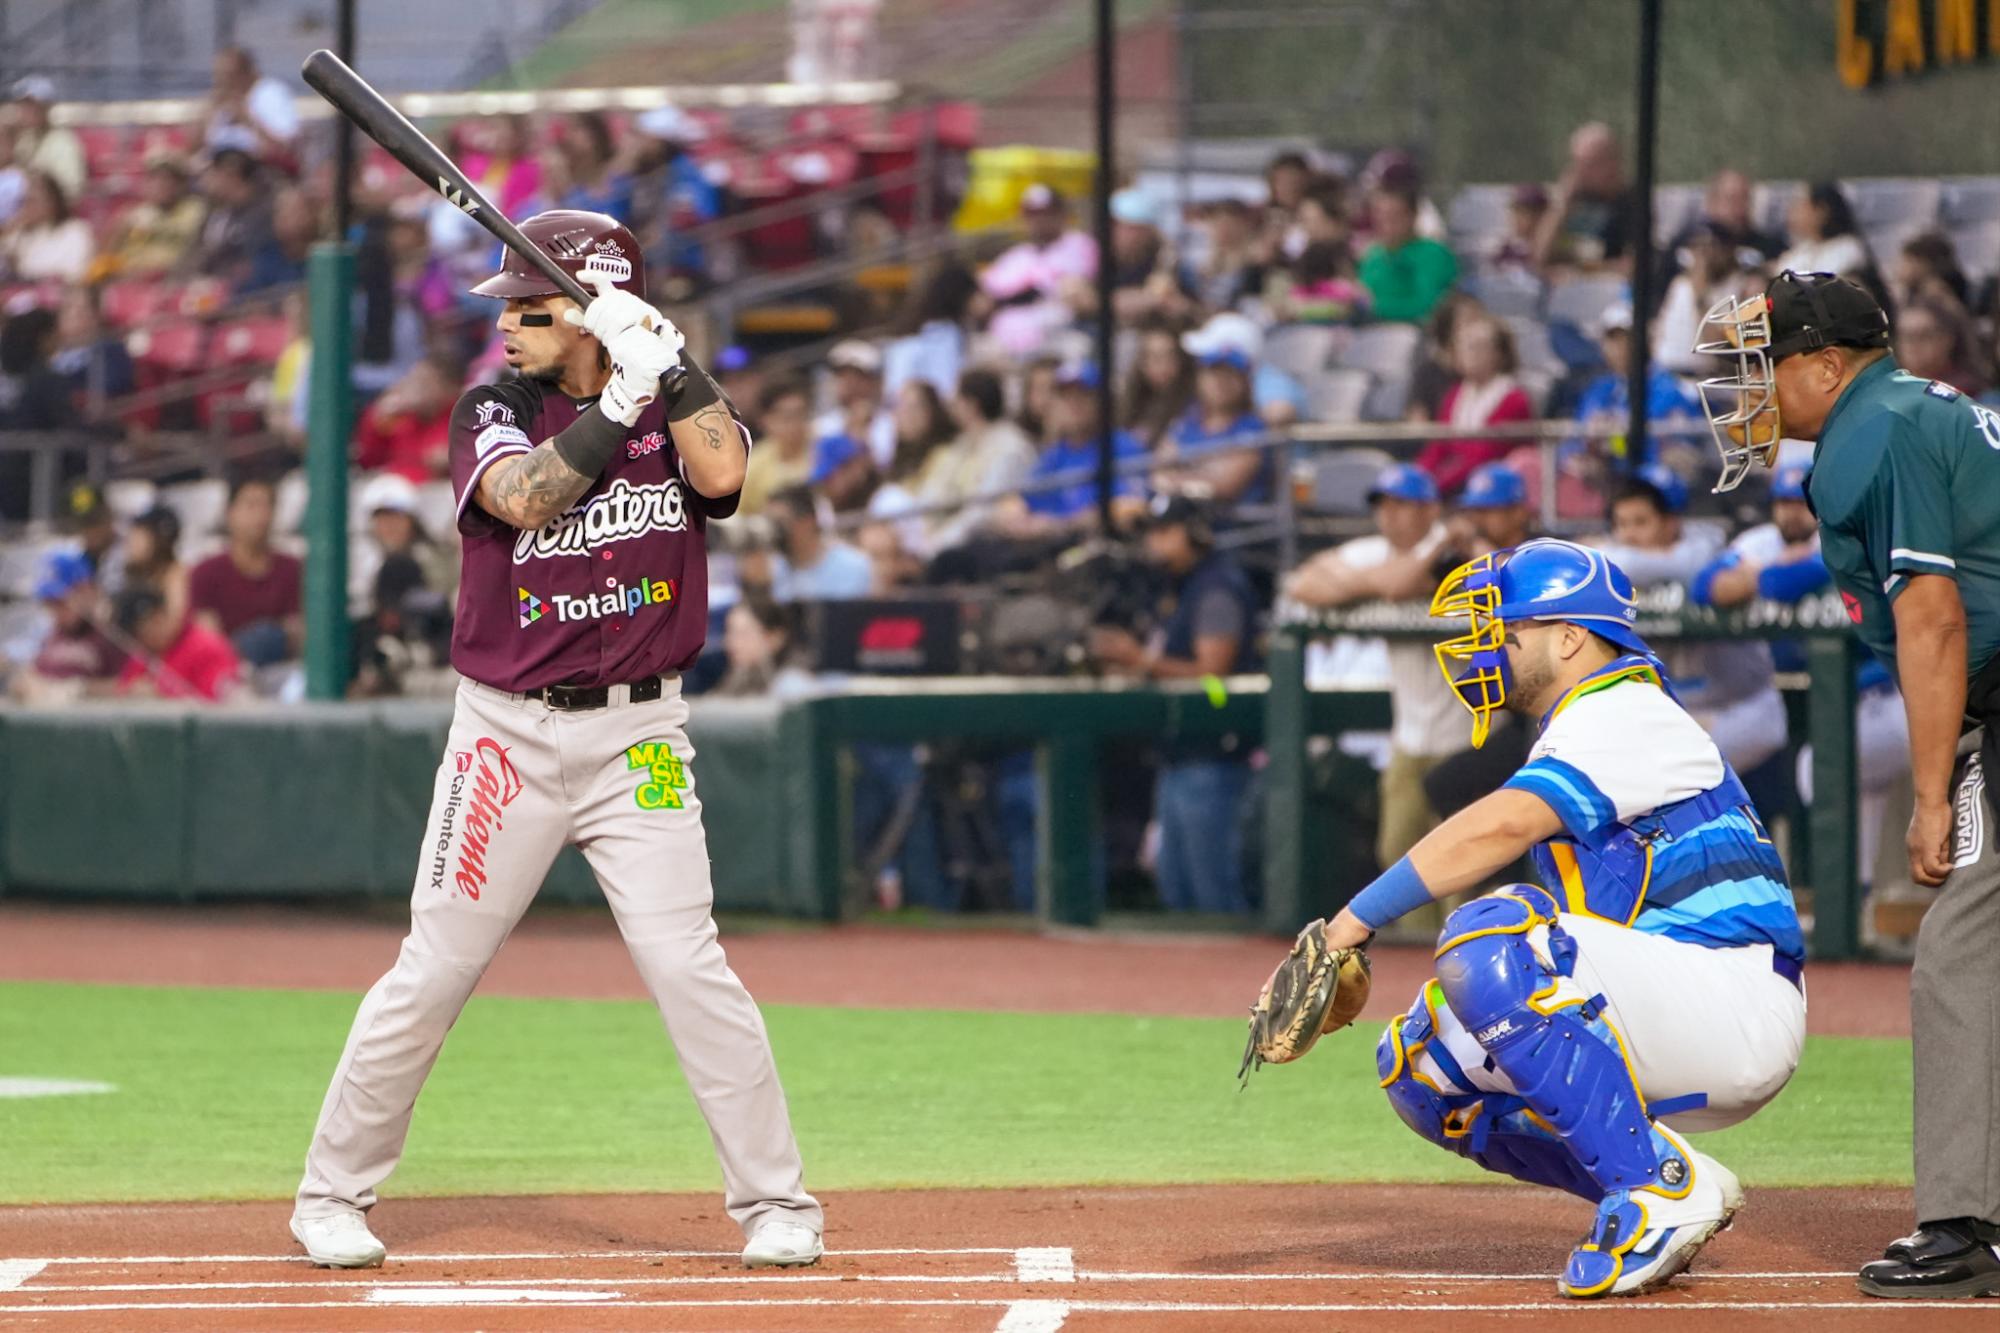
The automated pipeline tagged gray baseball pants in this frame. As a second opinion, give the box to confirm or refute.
[1912,728,2000,1225]
[295,676,820,1239]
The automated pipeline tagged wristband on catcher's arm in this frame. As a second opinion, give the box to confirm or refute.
[1347,855,1432,932]
[550,404,626,480]
[665,353,723,422]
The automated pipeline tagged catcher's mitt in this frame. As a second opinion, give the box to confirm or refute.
[1238,920,1371,1083]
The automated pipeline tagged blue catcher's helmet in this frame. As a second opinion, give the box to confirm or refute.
[1430,539,1648,747]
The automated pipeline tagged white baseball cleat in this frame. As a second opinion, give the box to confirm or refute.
[290,1211,387,1269]
[1561,1142,1743,1298]
[741,1218,823,1269]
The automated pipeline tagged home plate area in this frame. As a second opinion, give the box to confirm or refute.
[0,1186,1989,1332]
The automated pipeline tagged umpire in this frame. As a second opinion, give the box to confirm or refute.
[1697,269,2000,1298]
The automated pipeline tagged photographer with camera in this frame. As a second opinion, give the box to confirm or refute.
[1090,494,1261,914]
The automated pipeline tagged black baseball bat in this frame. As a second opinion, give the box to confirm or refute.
[302,49,689,395]
[302,49,594,309]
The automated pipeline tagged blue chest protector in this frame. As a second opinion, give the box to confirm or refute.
[1530,771,1758,926]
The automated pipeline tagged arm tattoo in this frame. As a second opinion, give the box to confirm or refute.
[691,402,729,451]
[486,443,592,529]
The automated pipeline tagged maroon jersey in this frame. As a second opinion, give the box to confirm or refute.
[448,376,745,692]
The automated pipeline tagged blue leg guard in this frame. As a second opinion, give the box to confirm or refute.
[1431,886,1692,1201]
[1375,981,1599,1201]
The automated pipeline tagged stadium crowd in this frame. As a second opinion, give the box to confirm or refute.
[3,59,1997,917]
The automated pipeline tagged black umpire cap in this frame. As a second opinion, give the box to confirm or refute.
[1763,270,1891,361]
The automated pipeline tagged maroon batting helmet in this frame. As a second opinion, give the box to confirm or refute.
[469,209,647,302]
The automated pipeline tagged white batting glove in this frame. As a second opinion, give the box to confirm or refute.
[563,274,667,342]
[597,324,685,426]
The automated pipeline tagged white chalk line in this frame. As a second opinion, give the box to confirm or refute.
[0,1297,1981,1314]
[31,1245,1012,1266]
[1013,1246,1075,1283]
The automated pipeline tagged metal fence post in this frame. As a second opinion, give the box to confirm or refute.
[1806,633,1861,959]
[1261,631,1309,933]
[303,242,354,701]
[1039,732,1101,926]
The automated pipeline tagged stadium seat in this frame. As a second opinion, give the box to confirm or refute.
[1502,316,1565,379]
[1446,185,1512,250]
[1949,220,2000,283]
[1845,177,1942,230]
[1468,269,1544,319]
[1302,367,1372,423]
[160,478,229,545]
[1262,325,1341,381]
[1304,446,1397,515]
[1752,180,1801,237]
[213,316,291,366]
[273,470,309,535]
[414,480,458,538]
[1651,184,1704,245]
[1544,275,1628,333]
[890,101,980,150]
[1942,176,2000,227]
[855,133,920,228]
[1336,323,1422,379]
[1863,220,1931,272]
[1338,324,1422,422]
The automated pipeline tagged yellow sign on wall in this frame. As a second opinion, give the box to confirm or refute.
[1839,0,2000,87]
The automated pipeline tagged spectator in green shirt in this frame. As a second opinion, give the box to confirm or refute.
[1358,185,1459,324]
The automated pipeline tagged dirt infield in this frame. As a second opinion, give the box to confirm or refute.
[0,1185,1979,1332]
[0,901,1914,1036]
[0,902,1946,1329]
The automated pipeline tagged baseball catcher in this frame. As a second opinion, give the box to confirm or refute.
[1245,539,1805,1298]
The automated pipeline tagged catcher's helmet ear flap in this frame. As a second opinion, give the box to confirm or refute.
[470,209,647,303]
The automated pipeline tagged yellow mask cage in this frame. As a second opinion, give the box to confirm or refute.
[1430,551,1507,748]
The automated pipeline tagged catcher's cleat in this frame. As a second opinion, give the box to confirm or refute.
[1239,920,1370,1083]
[1560,1140,1742,1298]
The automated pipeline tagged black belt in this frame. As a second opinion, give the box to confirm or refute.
[524,675,668,711]
[1772,952,1805,993]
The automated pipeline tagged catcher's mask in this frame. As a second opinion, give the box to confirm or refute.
[1430,539,1648,748]
[1694,269,1889,492]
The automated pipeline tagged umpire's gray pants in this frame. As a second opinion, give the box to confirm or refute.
[1913,729,2000,1224]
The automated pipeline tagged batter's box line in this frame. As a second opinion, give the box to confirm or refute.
[0,1296,1984,1316]
[30,1245,1021,1267]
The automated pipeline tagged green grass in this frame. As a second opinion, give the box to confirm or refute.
[0,983,1909,1204]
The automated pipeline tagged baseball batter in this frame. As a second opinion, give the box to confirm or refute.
[289,210,822,1271]
[1248,539,1805,1297]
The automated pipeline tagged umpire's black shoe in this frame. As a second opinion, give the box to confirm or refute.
[1857,1218,2000,1299]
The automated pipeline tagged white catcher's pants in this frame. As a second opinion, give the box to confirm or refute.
[1411,913,1806,1134]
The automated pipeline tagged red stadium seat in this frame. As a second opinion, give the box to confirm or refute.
[891,101,980,150]
[788,106,878,142]
[124,320,209,430]
[734,178,819,271]
[855,133,919,228]
[100,279,172,328]
[75,125,128,174]
[212,316,291,366]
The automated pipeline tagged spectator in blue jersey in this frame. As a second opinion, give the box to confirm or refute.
[809,339,892,512]
[1690,463,1910,894]
[556,112,635,221]
[1567,301,1704,473]
[995,362,1147,537]
[1159,341,1272,507]
[630,105,720,286]
[1182,311,1310,429]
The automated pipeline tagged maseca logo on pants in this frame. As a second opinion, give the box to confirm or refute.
[431,737,525,899]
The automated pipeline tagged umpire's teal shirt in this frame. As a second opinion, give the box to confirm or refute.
[1810,356,2000,684]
